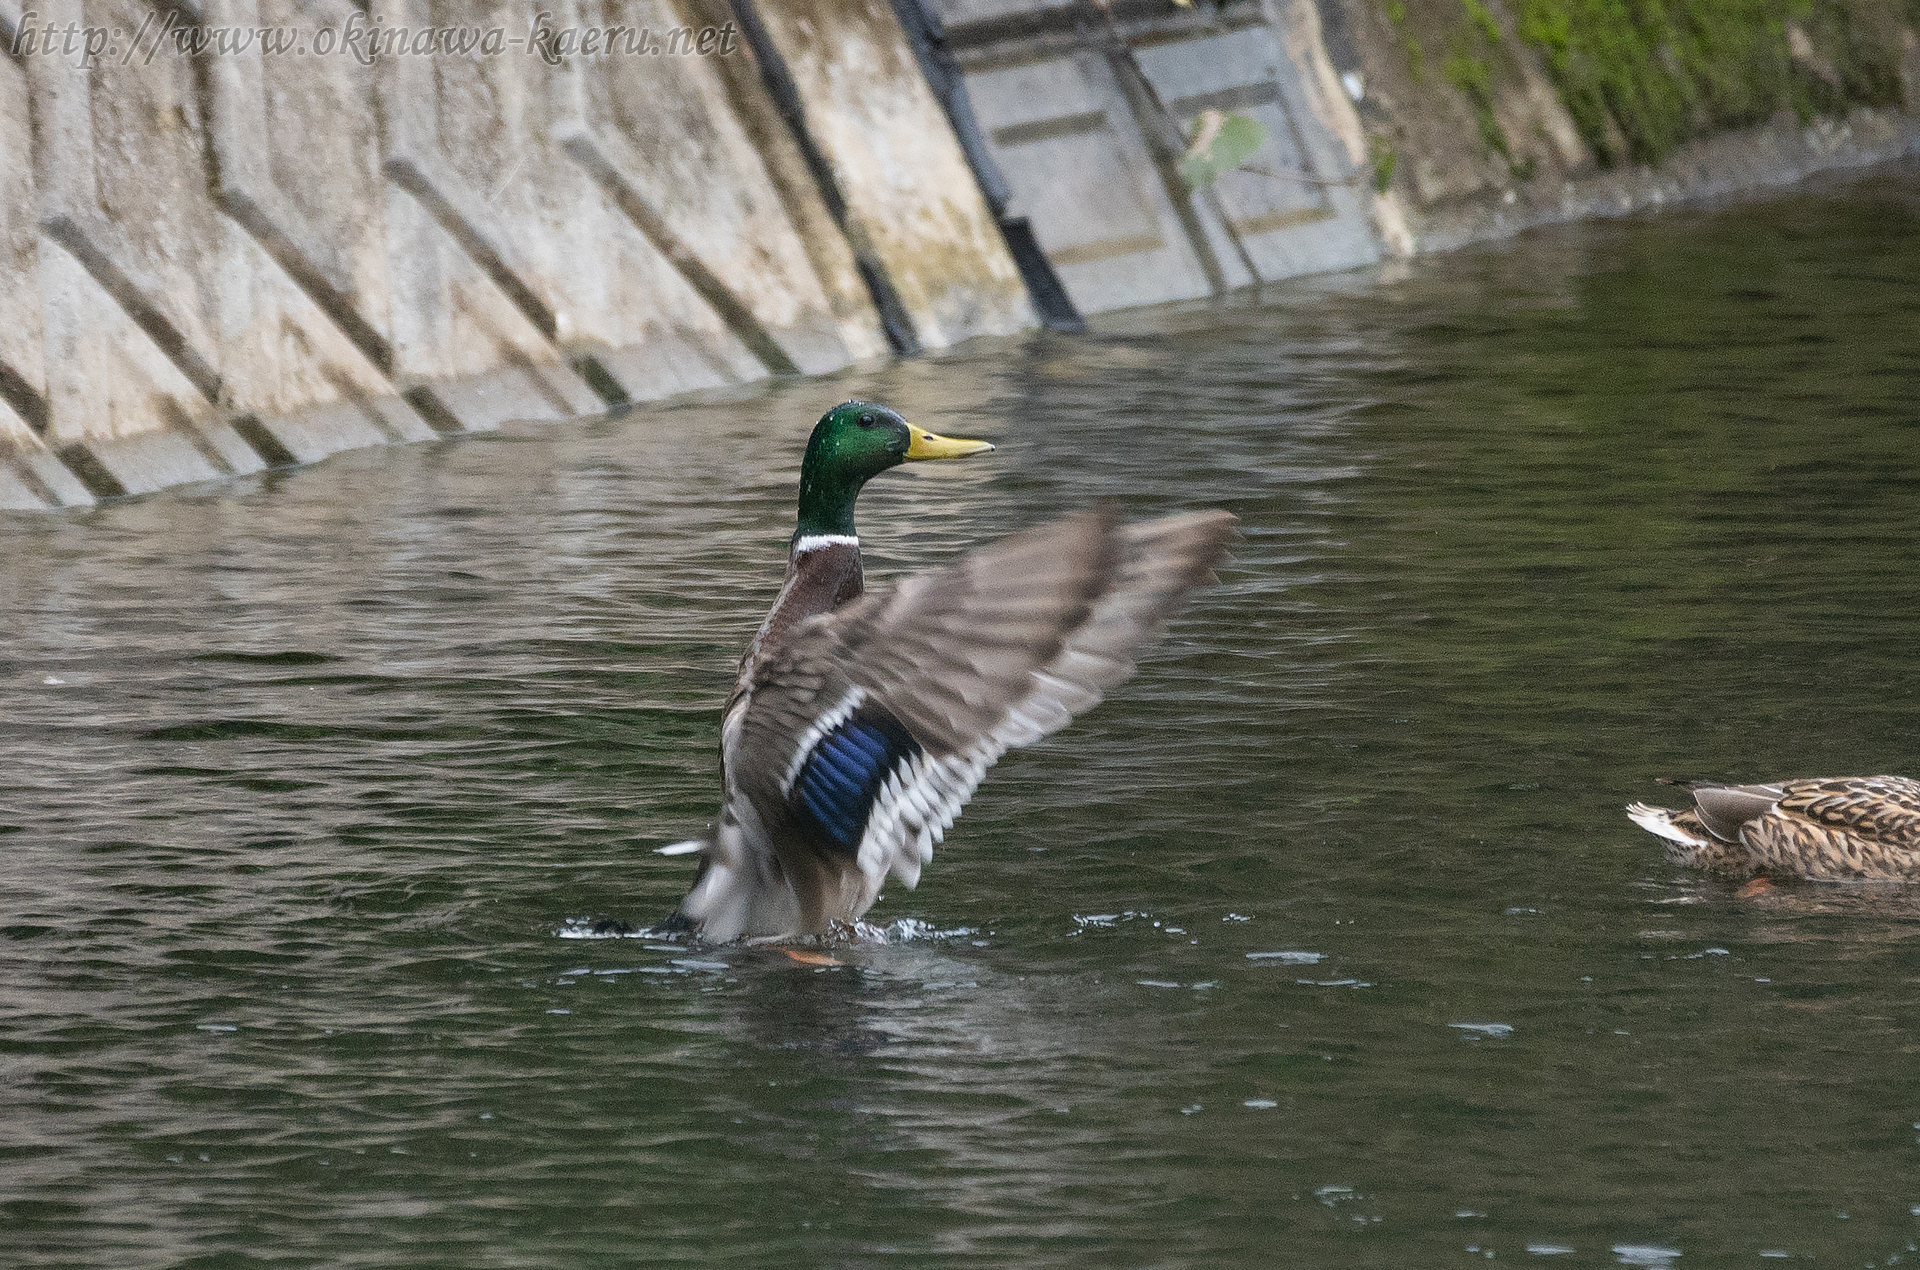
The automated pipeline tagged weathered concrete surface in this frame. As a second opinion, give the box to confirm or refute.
[29,0,400,495]
[754,0,1035,348]
[960,49,1223,312]
[0,34,66,512]
[376,0,701,413]
[933,0,1383,316]
[570,0,890,374]
[0,0,961,509]
[1131,1,1383,276]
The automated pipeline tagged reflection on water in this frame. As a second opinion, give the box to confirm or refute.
[4,165,1920,1267]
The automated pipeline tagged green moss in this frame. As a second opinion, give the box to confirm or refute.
[1513,0,1913,167]
[1442,0,1518,167]
[1462,0,1504,45]
[1406,32,1428,80]
[1444,46,1515,160]
[1372,138,1400,192]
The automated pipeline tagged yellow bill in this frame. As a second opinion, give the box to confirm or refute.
[904,423,995,461]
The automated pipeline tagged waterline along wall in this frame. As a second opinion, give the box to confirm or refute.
[3,0,1918,511]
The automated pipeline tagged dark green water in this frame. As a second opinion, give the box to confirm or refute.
[5,166,1920,1269]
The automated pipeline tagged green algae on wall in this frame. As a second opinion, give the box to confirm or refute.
[1513,0,1917,166]
[1394,0,1527,172]
[1444,39,1515,162]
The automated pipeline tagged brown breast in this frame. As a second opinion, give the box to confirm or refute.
[735,538,864,683]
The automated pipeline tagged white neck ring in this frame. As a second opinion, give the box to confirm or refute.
[792,534,859,554]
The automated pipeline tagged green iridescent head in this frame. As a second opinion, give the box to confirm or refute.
[794,401,993,539]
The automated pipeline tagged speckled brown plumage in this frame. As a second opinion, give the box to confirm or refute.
[1627,776,1920,880]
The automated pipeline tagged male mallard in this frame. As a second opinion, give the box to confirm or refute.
[663,401,1236,941]
[1627,776,1920,880]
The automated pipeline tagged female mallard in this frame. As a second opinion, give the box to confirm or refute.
[1627,776,1920,880]
[663,401,1235,941]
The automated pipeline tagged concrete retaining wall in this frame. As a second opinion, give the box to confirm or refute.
[0,0,1036,510]
[3,0,1917,511]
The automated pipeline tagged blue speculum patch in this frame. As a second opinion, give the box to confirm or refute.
[791,711,920,852]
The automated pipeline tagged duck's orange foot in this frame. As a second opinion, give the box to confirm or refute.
[1736,877,1777,899]
[781,948,843,967]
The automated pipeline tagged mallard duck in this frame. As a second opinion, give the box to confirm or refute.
[1627,776,1920,880]
[660,401,1236,941]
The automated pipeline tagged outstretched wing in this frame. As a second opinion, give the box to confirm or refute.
[733,509,1236,893]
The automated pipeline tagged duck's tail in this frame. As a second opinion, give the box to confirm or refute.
[1626,801,1709,847]
[1626,799,1753,871]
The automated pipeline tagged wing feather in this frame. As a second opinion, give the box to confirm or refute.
[734,510,1232,892]
[713,509,1235,926]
